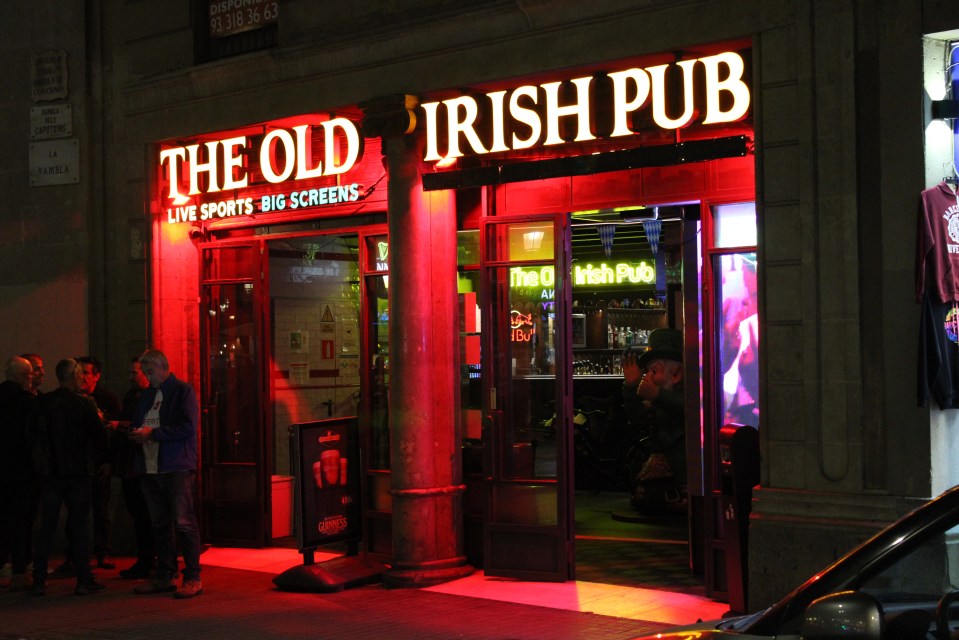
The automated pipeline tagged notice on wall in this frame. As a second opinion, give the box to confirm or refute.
[30,104,72,140]
[290,330,308,353]
[289,361,310,386]
[31,50,68,102]
[208,0,278,38]
[29,139,79,186]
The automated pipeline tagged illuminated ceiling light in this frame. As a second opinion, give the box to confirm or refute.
[523,231,545,251]
[618,206,654,222]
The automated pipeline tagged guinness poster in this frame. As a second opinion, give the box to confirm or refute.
[292,417,361,552]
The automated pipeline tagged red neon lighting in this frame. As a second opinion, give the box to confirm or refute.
[155,113,383,225]
[510,309,536,342]
[510,310,534,330]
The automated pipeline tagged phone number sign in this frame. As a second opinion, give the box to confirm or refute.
[208,0,278,38]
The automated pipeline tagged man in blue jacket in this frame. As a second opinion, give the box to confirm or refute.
[128,349,202,599]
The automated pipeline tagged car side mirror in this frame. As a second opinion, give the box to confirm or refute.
[802,591,883,640]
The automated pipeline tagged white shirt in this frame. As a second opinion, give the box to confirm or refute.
[142,389,162,474]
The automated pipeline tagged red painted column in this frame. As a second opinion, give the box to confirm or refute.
[365,97,473,587]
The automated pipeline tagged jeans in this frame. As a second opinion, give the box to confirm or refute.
[34,475,94,585]
[140,471,201,583]
[122,476,155,568]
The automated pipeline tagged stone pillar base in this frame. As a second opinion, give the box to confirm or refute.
[383,557,474,589]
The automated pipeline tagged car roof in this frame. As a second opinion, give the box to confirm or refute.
[745,484,959,634]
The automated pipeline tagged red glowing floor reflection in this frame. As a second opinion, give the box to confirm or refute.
[202,546,729,626]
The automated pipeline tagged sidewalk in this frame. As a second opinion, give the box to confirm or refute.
[0,548,728,640]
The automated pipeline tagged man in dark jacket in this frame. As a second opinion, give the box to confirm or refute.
[114,356,154,579]
[129,349,202,599]
[622,328,686,516]
[0,356,38,590]
[30,358,107,596]
[77,355,121,570]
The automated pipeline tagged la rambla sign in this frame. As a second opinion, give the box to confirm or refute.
[159,118,362,224]
[421,51,750,162]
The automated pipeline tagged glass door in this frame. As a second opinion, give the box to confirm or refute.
[199,240,269,546]
[481,215,574,581]
[703,202,759,603]
[360,233,392,560]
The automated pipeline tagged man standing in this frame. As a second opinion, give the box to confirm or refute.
[114,356,154,579]
[76,356,121,571]
[31,359,107,596]
[20,353,44,395]
[129,349,203,599]
[0,357,38,590]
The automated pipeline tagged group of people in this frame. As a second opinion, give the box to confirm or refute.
[0,349,203,598]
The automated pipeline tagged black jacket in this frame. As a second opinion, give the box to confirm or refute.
[0,380,36,478]
[32,387,105,476]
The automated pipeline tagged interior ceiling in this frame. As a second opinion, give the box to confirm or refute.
[261,209,684,264]
[571,205,686,262]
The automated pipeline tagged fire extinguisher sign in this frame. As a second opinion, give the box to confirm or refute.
[321,340,334,359]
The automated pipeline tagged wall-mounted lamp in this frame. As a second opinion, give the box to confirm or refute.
[188,222,206,242]
[932,99,959,120]
[523,231,545,251]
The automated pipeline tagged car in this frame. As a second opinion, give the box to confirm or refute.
[633,484,959,639]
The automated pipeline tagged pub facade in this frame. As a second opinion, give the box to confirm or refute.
[7,0,959,610]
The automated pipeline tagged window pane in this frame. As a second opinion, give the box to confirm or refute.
[713,202,756,248]
[717,252,759,427]
[487,222,554,262]
[491,264,556,479]
[365,235,389,272]
[458,230,480,267]
[368,275,390,470]
[459,271,482,441]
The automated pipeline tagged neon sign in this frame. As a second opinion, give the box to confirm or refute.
[510,309,535,342]
[422,51,750,162]
[510,265,555,288]
[510,263,655,289]
[159,117,362,224]
[375,241,389,271]
[574,262,655,286]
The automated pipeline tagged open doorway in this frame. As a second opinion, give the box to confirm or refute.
[567,206,697,592]
[267,234,364,545]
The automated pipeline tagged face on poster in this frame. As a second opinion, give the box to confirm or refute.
[312,447,347,488]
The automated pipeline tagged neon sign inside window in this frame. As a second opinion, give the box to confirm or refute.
[510,263,655,288]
